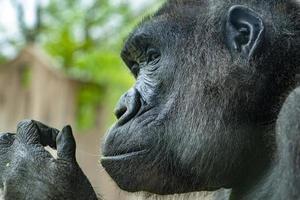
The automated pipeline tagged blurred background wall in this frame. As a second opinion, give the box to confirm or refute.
[0,0,162,199]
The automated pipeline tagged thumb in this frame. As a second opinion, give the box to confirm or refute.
[56,125,77,162]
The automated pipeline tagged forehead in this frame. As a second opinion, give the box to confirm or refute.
[155,0,208,17]
[152,0,210,31]
[124,1,210,49]
[132,3,205,35]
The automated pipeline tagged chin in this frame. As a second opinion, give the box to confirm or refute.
[101,156,184,194]
[101,127,202,195]
[101,152,217,194]
[101,149,149,192]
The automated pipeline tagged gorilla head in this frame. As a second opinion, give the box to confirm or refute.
[101,0,299,195]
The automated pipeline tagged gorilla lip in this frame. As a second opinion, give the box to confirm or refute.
[101,149,148,161]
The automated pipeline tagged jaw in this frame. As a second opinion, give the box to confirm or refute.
[101,120,165,193]
[101,150,150,193]
[101,157,178,194]
[100,107,240,194]
[101,146,216,195]
[101,125,224,194]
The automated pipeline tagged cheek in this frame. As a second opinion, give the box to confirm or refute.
[161,102,224,168]
[135,72,160,104]
[164,124,203,169]
[135,56,177,103]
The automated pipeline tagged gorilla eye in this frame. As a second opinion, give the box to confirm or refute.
[131,63,140,77]
[146,48,161,64]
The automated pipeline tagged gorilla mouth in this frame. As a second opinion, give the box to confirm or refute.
[101,149,148,161]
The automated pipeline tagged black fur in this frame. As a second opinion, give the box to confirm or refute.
[0,0,299,199]
[102,0,300,198]
[0,120,98,200]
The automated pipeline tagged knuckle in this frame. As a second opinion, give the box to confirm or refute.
[17,119,34,130]
[0,133,15,146]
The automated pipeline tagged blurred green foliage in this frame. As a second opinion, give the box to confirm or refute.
[40,0,160,130]
[0,0,163,130]
[0,54,6,64]
[20,64,32,89]
[77,84,104,130]
[41,0,162,130]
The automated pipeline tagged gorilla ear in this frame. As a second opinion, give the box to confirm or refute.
[225,5,264,59]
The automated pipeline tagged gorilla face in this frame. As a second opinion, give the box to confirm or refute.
[101,0,298,195]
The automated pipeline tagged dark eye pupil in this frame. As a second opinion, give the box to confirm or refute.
[147,49,160,63]
[132,63,140,77]
[150,53,159,60]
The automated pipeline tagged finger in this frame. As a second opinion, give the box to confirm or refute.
[33,120,59,148]
[56,125,76,161]
[17,120,59,148]
[17,120,38,144]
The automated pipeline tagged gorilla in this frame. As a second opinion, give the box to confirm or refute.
[0,0,299,199]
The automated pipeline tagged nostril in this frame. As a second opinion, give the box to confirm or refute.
[114,88,142,126]
[115,107,127,120]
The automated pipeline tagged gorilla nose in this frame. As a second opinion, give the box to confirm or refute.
[114,88,141,125]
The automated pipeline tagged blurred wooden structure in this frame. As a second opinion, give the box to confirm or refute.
[0,45,124,200]
[0,45,220,200]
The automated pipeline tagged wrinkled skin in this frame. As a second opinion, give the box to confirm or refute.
[0,0,299,200]
[101,0,300,198]
[0,120,98,200]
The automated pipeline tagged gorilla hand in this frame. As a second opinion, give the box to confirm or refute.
[0,120,98,200]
